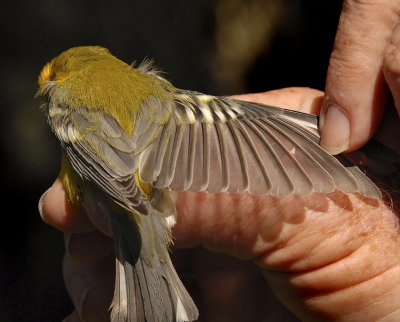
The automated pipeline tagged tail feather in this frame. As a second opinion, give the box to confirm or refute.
[109,205,198,322]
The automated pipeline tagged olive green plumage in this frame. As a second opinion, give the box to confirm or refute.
[39,46,174,135]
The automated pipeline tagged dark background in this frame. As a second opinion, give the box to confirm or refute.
[0,0,342,321]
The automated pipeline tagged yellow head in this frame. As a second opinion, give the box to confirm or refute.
[37,46,174,134]
[38,46,112,88]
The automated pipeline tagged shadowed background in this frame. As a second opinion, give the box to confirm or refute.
[0,0,341,320]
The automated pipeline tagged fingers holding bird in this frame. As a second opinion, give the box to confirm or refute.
[39,87,400,321]
[40,180,115,321]
[39,87,325,321]
[38,46,388,320]
[41,168,400,321]
[39,179,95,233]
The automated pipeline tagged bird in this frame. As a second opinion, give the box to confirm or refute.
[37,45,384,321]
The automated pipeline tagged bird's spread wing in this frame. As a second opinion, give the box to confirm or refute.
[139,91,382,198]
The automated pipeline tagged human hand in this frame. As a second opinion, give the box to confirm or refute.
[40,87,400,321]
[320,0,400,154]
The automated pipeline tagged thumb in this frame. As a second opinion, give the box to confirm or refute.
[320,0,398,154]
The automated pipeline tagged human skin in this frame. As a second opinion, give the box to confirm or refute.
[320,0,400,155]
[40,87,400,322]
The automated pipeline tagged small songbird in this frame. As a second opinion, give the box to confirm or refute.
[37,46,382,321]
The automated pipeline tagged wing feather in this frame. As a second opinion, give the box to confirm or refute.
[272,117,360,192]
[52,90,382,202]
[138,92,382,199]
[52,106,149,212]
[200,122,211,190]
[215,122,230,191]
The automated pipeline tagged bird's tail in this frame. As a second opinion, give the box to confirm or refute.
[109,205,198,322]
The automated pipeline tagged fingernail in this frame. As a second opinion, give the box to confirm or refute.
[320,104,350,155]
[38,187,51,221]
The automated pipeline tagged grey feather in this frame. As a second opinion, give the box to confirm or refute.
[139,92,382,199]
[104,199,198,322]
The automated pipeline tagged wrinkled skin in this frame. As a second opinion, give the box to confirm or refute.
[320,0,400,155]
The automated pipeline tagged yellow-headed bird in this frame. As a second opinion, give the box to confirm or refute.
[37,46,381,321]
